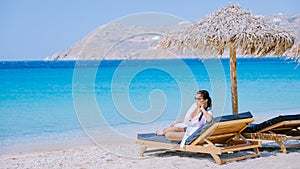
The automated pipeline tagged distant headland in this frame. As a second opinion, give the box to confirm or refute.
[45,14,300,61]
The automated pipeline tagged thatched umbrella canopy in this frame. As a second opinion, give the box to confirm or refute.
[159,5,295,114]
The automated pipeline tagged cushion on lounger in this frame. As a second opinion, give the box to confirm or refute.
[137,133,180,143]
[243,114,300,133]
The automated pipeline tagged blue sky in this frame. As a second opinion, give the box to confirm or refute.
[1,0,299,61]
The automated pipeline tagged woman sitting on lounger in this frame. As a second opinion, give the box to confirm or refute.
[156,90,213,140]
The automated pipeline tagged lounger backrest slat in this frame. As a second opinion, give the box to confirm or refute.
[191,118,254,145]
[210,118,254,135]
[185,111,253,145]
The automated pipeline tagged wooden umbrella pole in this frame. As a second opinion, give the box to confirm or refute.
[230,46,238,114]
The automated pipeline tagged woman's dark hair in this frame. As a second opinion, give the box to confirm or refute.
[197,90,212,108]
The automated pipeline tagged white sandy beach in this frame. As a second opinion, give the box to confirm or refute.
[2,110,300,169]
[1,141,300,169]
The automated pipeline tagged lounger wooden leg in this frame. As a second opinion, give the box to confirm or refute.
[275,139,287,154]
[252,141,261,155]
[210,153,222,165]
[139,146,147,157]
[254,147,259,154]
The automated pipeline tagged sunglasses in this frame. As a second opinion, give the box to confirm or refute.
[194,97,204,101]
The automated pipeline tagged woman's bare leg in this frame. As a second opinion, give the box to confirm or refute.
[165,131,185,141]
[156,127,184,136]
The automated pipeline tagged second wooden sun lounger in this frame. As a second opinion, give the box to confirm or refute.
[242,114,300,153]
[136,112,261,165]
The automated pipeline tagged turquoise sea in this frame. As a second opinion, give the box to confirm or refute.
[1,58,300,153]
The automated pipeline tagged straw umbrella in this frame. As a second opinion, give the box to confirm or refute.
[159,5,295,114]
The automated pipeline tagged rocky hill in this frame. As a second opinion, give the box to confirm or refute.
[45,14,300,61]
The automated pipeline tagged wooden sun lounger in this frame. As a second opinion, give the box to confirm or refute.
[242,114,300,154]
[136,112,261,165]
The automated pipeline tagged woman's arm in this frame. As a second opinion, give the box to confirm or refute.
[200,105,213,122]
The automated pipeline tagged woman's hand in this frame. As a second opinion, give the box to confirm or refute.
[200,104,206,112]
